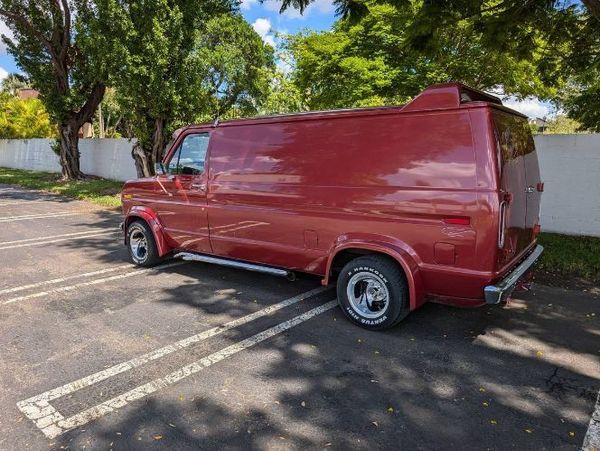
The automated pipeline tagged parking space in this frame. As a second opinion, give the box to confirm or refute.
[0,184,598,450]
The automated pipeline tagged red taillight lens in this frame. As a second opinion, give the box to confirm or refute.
[443,217,470,225]
[533,224,541,236]
[537,182,544,192]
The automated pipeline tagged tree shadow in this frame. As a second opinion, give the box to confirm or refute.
[50,283,599,450]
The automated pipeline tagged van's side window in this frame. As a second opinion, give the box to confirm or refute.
[166,133,209,175]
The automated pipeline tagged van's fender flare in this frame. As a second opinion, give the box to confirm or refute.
[124,206,171,257]
[323,234,426,311]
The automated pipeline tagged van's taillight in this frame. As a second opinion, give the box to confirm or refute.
[533,224,541,236]
[444,217,470,225]
[498,201,507,248]
[537,182,544,192]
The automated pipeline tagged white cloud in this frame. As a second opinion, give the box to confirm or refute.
[0,66,8,82]
[263,0,334,19]
[239,0,259,10]
[503,97,554,119]
[1,20,13,55]
[252,18,275,47]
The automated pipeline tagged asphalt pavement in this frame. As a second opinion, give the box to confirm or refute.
[0,184,598,450]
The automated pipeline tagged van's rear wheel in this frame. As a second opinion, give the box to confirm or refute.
[126,220,161,267]
[336,255,409,330]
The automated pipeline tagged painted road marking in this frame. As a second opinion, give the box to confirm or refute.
[1,261,187,305]
[0,212,82,223]
[583,390,600,450]
[17,293,335,438]
[0,230,116,246]
[0,199,47,207]
[0,263,133,295]
[0,230,118,250]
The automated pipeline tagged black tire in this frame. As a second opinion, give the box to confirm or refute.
[336,255,409,330]
[126,219,162,267]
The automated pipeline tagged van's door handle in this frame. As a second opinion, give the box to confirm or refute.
[526,186,535,193]
[191,183,206,191]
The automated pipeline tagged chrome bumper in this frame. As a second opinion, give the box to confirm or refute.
[484,245,544,304]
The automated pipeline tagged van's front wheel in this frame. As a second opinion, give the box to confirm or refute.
[336,256,409,330]
[126,220,161,267]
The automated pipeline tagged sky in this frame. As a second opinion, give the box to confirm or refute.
[0,0,554,118]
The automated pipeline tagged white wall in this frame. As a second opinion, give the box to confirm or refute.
[534,134,600,237]
[0,138,138,181]
[1,135,599,236]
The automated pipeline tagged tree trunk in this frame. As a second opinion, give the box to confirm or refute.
[55,83,106,180]
[58,120,83,180]
[131,141,153,178]
[151,118,167,169]
[130,117,168,178]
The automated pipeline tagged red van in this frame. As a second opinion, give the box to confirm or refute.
[121,83,543,330]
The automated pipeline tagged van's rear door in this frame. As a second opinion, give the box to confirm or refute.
[492,109,542,269]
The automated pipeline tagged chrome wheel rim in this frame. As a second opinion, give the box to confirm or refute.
[346,272,389,319]
[129,226,148,262]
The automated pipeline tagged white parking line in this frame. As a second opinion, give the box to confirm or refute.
[0,263,133,295]
[2,261,187,305]
[0,230,116,246]
[583,391,600,450]
[0,199,47,207]
[0,230,118,250]
[0,212,82,223]
[17,292,335,438]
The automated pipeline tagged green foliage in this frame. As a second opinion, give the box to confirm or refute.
[0,72,29,95]
[0,92,55,138]
[544,115,587,134]
[102,0,242,174]
[287,2,559,110]
[259,70,308,115]
[284,0,598,122]
[0,167,122,207]
[0,0,109,126]
[192,14,275,121]
[93,87,125,138]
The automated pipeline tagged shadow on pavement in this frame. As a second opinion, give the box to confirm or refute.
[51,281,599,450]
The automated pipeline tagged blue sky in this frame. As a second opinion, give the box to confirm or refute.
[1,1,553,118]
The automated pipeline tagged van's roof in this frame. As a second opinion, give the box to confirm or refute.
[184,82,526,131]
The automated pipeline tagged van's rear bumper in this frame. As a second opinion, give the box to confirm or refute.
[484,245,544,304]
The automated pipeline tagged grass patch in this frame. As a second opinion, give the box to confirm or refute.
[537,232,600,285]
[0,167,122,208]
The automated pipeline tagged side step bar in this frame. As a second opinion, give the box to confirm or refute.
[174,252,295,280]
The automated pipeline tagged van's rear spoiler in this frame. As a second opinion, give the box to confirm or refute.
[402,83,502,113]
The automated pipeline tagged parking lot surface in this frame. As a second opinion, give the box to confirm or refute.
[0,184,598,450]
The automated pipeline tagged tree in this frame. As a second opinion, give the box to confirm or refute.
[104,0,235,177]
[0,0,111,179]
[0,92,55,138]
[287,2,558,110]
[544,115,588,134]
[0,72,29,95]
[192,14,275,121]
[282,0,599,118]
[259,70,307,115]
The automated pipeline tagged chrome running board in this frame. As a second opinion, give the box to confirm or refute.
[174,252,293,279]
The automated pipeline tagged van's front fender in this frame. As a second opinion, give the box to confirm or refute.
[124,206,171,257]
[324,234,425,310]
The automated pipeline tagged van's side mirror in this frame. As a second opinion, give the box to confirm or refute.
[155,162,166,175]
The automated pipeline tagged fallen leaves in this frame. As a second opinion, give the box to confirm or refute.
[153,434,163,440]
[490,420,497,425]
